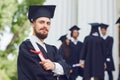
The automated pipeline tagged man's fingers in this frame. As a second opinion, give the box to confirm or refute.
[39,59,54,70]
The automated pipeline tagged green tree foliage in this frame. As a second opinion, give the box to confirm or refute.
[0,0,45,80]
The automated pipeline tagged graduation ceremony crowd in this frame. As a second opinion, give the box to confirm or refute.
[17,4,120,80]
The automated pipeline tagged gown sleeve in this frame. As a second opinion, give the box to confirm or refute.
[52,46,70,78]
[80,36,88,60]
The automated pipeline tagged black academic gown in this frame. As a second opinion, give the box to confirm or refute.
[17,39,70,80]
[69,40,84,79]
[103,36,115,71]
[80,35,105,79]
[69,40,83,65]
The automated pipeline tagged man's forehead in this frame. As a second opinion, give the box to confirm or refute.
[36,17,51,21]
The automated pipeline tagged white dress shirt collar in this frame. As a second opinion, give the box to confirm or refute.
[101,34,108,40]
[71,37,78,45]
[92,32,99,36]
[30,35,47,52]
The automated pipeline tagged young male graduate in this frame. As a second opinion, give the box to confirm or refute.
[69,25,84,80]
[58,34,71,80]
[116,17,120,80]
[100,23,115,80]
[79,23,105,80]
[17,5,70,80]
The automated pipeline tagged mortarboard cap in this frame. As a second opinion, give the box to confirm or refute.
[89,23,100,35]
[89,23,100,27]
[58,34,67,42]
[100,23,109,29]
[116,17,120,24]
[69,25,80,31]
[28,5,56,23]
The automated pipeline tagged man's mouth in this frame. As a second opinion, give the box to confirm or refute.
[40,28,48,32]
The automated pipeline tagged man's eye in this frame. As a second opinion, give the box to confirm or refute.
[47,22,50,25]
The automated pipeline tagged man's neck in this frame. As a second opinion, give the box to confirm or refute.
[102,34,106,36]
[72,37,77,40]
[30,35,47,52]
[71,37,78,45]
[33,34,44,44]
[39,38,44,44]
[102,34,108,40]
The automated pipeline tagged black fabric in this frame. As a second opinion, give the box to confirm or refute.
[59,34,67,42]
[28,5,56,22]
[69,25,80,31]
[116,17,120,24]
[80,35,105,79]
[107,71,113,80]
[17,39,70,80]
[103,36,115,71]
[69,41,83,66]
[69,40,84,79]
[89,23,100,36]
[100,23,109,29]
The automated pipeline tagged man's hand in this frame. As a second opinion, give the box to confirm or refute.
[79,60,85,68]
[70,69,73,74]
[39,59,55,71]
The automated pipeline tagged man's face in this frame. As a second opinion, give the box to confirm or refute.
[101,28,107,36]
[32,17,51,39]
[72,30,79,39]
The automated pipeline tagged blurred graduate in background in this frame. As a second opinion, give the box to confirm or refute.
[100,23,115,80]
[80,23,105,80]
[69,25,84,80]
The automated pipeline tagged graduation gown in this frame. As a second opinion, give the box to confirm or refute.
[103,36,115,71]
[17,39,70,80]
[80,35,105,79]
[69,40,83,66]
[69,40,84,77]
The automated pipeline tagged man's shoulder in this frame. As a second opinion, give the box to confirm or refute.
[78,40,83,43]
[85,35,102,41]
[45,43,57,50]
[107,36,113,42]
[107,36,113,39]
[19,39,31,48]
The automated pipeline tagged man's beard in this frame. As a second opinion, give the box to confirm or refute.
[34,28,48,40]
[36,32,48,40]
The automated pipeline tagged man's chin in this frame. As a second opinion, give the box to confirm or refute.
[35,32,48,40]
